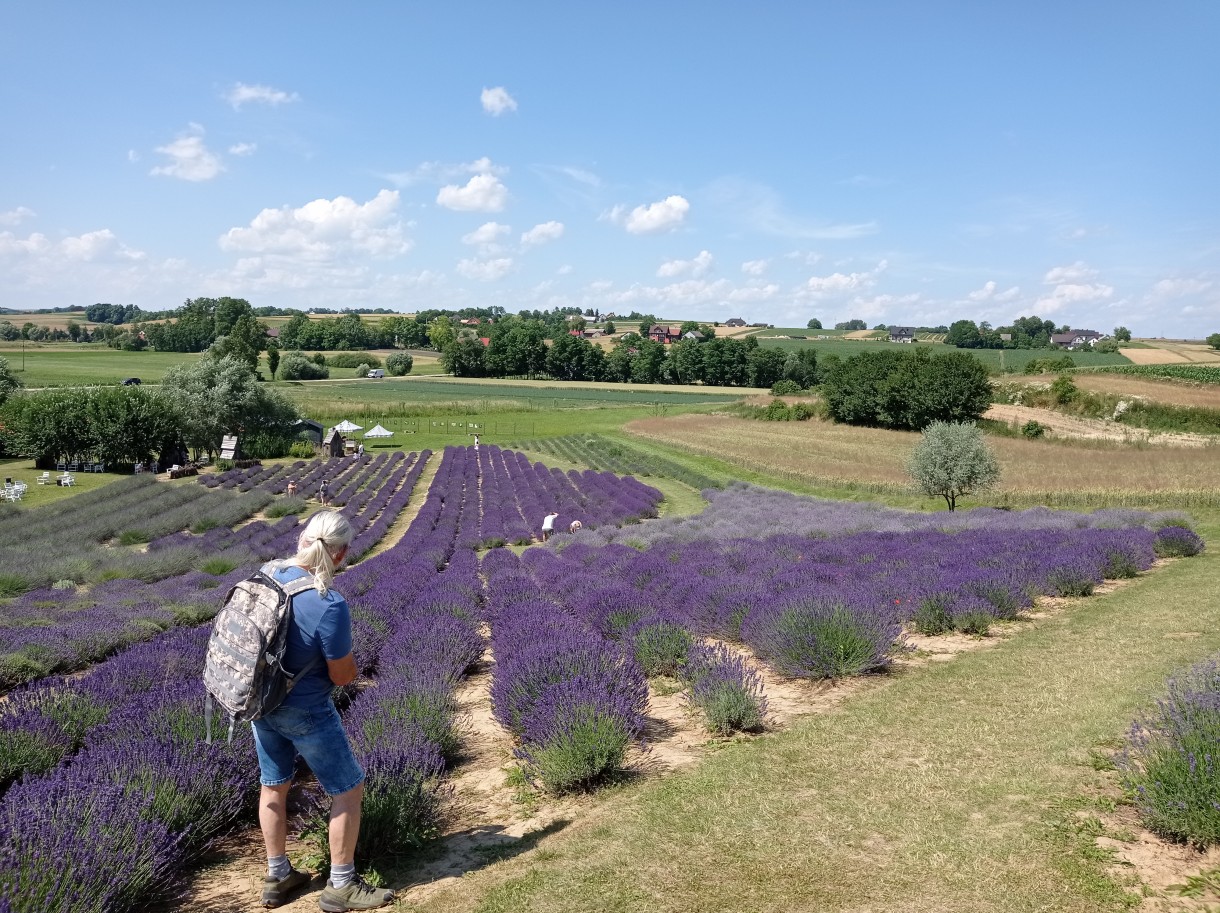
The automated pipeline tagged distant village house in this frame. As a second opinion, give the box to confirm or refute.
[888,326,916,343]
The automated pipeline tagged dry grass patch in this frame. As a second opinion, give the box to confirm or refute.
[1123,342,1220,365]
[1012,374,1220,410]
[627,413,1220,506]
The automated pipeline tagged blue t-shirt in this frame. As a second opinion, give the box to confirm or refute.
[272,565,353,708]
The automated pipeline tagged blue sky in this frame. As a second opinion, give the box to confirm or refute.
[2,2,1217,337]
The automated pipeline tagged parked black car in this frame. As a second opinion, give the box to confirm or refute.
[121,377,142,386]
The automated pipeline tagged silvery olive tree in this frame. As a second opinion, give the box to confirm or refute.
[907,420,1001,511]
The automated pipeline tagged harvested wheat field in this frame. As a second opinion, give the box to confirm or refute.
[627,413,1220,505]
[983,403,1214,447]
[1123,341,1220,364]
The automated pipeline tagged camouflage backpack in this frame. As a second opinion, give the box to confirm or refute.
[203,562,319,743]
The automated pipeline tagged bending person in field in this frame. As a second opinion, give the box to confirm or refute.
[569,519,582,534]
[541,510,559,542]
[253,511,394,911]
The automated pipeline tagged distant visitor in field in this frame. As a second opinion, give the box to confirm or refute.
[250,511,394,911]
[472,432,480,451]
[286,480,298,498]
[541,510,559,541]
[569,519,582,534]
[318,479,330,506]
[356,443,364,457]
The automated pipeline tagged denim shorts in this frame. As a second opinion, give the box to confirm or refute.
[252,701,365,796]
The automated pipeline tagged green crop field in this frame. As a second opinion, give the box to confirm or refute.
[0,345,204,386]
[754,336,1132,372]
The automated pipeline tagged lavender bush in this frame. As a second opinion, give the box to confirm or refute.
[684,643,768,734]
[1120,657,1220,847]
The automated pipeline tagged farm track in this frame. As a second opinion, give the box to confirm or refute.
[1007,374,1220,410]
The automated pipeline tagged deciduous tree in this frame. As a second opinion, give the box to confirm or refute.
[907,420,1001,511]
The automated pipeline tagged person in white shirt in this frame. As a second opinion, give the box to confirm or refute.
[541,510,559,542]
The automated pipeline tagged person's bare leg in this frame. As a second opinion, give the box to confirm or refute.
[329,781,364,865]
[259,782,293,858]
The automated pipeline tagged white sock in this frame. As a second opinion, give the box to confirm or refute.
[330,862,356,888]
[268,855,291,880]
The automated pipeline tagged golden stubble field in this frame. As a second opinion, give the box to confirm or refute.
[626,413,1220,502]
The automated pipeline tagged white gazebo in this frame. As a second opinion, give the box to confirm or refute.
[332,419,363,433]
[363,424,393,438]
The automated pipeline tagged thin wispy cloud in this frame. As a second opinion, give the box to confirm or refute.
[224,82,300,109]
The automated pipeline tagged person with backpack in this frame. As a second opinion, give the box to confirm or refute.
[249,511,393,911]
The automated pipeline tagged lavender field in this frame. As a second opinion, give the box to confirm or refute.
[0,444,1206,913]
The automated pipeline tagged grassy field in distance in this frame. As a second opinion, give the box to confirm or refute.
[0,345,203,386]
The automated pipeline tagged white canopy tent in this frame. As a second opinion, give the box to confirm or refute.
[363,424,393,438]
[332,419,363,433]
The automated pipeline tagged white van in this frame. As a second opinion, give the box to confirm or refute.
[367,369,385,378]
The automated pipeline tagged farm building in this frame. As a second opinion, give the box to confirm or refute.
[1051,330,1106,349]
[889,326,916,343]
[725,317,747,327]
[648,325,683,344]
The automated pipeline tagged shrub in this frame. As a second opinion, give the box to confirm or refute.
[1120,657,1220,847]
[954,611,993,635]
[684,643,767,734]
[1154,526,1205,558]
[913,595,954,635]
[1103,549,1143,579]
[278,351,330,380]
[214,459,235,472]
[747,599,897,679]
[386,352,414,376]
[264,497,307,519]
[288,441,316,458]
[521,700,633,793]
[1021,420,1046,439]
[1049,373,1078,404]
[770,379,802,396]
[118,530,150,546]
[630,620,694,677]
[326,352,382,369]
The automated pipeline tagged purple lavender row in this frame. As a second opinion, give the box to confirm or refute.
[0,624,253,913]
[568,481,1195,551]
[480,547,649,792]
[519,525,1168,680]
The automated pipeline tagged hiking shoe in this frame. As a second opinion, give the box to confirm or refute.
[318,874,395,911]
[261,867,312,907]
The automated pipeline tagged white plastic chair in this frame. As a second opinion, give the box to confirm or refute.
[36,471,50,485]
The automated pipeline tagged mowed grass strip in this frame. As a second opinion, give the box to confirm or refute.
[0,347,203,387]
[411,516,1220,913]
[627,413,1220,507]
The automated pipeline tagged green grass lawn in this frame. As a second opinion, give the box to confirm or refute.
[0,345,203,387]
[410,510,1220,913]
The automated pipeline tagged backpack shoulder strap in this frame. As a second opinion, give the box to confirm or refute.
[258,561,318,599]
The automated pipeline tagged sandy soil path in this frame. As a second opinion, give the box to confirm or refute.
[984,403,1214,447]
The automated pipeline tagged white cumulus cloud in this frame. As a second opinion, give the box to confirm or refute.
[457,257,514,281]
[741,259,769,276]
[520,221,564,249]
[1146,277,1213,300]
[228,142,257,157]
[1043,261,1097,284]
[224,82,300,109]
[657,250,714,279]
[437,173,508,212]
[462,222,511,246]
[613,195,690,234]
[802,260,887,298]
[481,86,518,116]
[219,189,411,259]
[151,128,224,182]
[0,206,35,226]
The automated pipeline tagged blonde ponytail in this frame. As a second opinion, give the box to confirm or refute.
[285,510,354,594]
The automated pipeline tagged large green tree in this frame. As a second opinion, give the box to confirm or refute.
[160,355,298,459]
[821,348,992,431]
